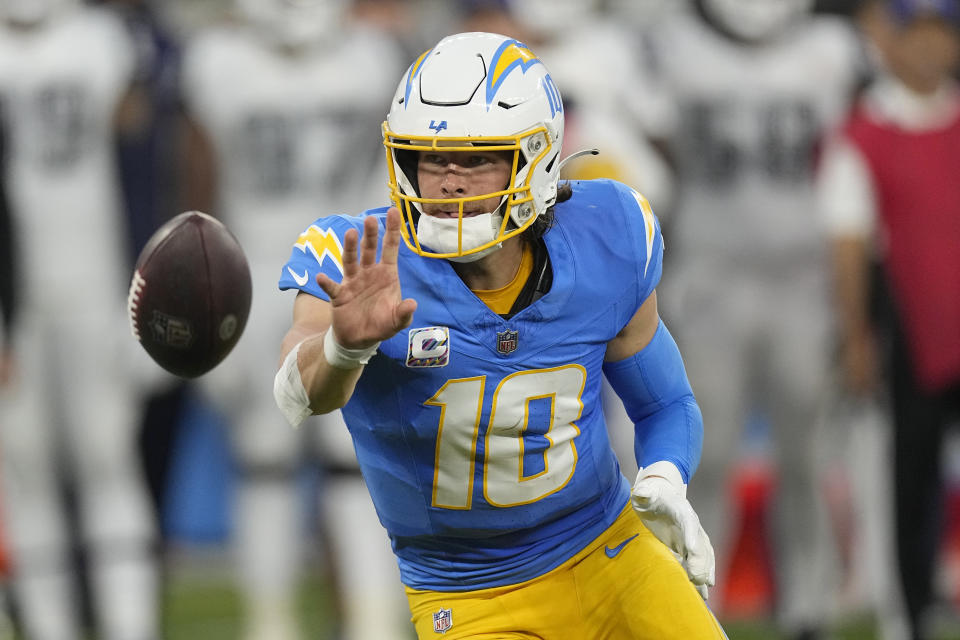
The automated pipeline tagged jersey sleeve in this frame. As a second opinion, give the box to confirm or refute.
[611,180,665,309]
[277,210,384,299]
[816,131,878,238]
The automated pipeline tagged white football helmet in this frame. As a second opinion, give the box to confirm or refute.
[0,0,77,27]
[383,32,565,260]
[237,0,347,50]
[700,0,814,42]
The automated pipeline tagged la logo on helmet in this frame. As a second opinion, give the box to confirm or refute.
[429,120,447,133]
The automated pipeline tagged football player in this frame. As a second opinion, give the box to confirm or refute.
[642,0,867,636]
[180,1,410,638]
[273,31,727,639]
[0,0,161,638]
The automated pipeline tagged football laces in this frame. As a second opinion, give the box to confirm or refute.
[127,270,146,341]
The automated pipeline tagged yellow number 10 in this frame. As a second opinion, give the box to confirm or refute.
[426,365,587,510]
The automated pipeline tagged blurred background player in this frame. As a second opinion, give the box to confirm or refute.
[456,0,673,215]
[640,0,868,635]
[500,0,674,213]
[818,1,960,637]
[102,0,194,530]
[179,1,411,638]
[0,0,162,638]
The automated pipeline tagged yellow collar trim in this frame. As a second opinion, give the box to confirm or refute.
[472,243,533,315]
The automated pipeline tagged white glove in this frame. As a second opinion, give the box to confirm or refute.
[631,461,716,600]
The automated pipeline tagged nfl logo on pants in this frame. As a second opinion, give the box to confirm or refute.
[433,607,453,634]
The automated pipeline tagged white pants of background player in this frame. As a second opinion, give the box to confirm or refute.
[662,263,834,633]
[0,303,159,640]
[201,256,409,640]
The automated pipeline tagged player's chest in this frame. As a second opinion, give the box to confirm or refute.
[366,316,606,468]
[1,49,123,111]
[376,302,604,374]
[384,269,619,372]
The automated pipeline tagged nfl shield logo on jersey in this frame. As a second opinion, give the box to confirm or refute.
[496,329,518,355]
[433,607,453,633]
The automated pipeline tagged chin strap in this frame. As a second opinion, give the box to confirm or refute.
[557,148,599,174]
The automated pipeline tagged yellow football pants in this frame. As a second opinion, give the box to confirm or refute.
[406,504,728,639]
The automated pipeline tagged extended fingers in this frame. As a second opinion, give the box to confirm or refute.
[342,228,359,279]
[316,272,340,299]
[361,214,380,267]
[381,207,402,265]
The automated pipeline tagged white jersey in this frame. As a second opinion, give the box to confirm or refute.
[0,8,134,311]
[181,20,406,461]
[535,19,674,211]
[182,23,402,272]
[649,11,864,272]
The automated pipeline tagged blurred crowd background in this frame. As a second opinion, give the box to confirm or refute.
[1,0,959,638]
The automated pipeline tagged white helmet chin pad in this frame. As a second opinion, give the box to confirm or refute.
[701,0,814,42]
[383,32,565,260]
[417,212,504,263]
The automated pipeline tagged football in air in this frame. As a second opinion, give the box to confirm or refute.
[128,211,252,378]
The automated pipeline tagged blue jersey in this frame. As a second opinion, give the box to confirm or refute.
[279,179,664,590]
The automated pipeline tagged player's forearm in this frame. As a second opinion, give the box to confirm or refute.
[830,236,872,338]
[275,324,364,424]
[603,320,703,483]
[296,332,364,414]
[632,398,703,482]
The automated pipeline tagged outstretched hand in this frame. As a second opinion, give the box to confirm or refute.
[316,207,417,349]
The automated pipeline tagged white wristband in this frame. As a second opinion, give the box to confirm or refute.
[323,329,380,370]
